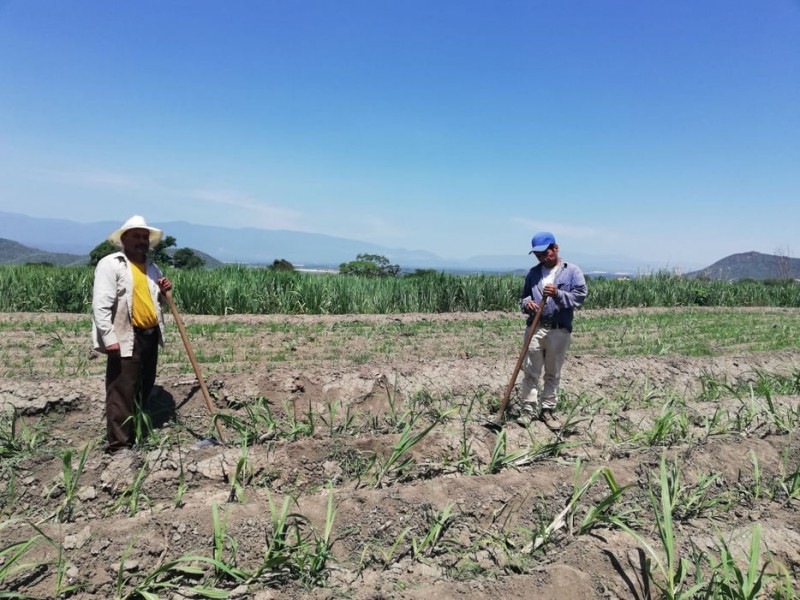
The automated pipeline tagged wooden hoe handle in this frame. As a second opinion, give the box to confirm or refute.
[495,298,548,421]
[164,291,226,444]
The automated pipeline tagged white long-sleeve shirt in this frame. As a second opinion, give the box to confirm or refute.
[91,252,166,357]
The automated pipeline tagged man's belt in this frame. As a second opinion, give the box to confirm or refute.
[539,319,565,330]
[133,326,158,335]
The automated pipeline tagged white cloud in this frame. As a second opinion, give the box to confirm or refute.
[510,217,617,243]
[186,188,304,229]
[35,166,306,230]
[330,213,406,245]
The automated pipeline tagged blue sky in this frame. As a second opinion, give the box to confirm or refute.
[1,1,798,270]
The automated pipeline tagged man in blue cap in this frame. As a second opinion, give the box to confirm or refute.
[512,231,587,429]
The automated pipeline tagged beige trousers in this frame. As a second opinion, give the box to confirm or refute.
[519,326,572,411]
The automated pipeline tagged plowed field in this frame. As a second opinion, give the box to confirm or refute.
[1,308,799,599]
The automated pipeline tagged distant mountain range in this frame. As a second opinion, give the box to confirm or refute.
[0,211,648,274]
[685,251,800,281]
[1,211,794,278]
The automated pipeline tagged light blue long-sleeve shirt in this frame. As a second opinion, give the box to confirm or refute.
[519,260,587,332]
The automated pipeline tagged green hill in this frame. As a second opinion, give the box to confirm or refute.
[0,238,224,269]
[0,238,88,266]
[687,251,800,280]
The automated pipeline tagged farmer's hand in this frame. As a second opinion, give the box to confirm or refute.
[542,284,558,299]
[106,343,120,355]
[157,277,173,294]
[524,299,539,313]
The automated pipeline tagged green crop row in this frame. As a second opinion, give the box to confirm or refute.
[1,264,799,314]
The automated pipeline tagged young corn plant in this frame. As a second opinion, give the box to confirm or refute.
[409,501,458,560]
[214,396,277,445]
[318,399,357,437]
[210,503,249,584]
[370,411,451,488]
[442,392,484,476]
[571,461,632,535]
[128,394,156,448]
[519,499,572,556]
[116,554,236,599]
[174,444,188,509]
[413,388,460,423]
[513,460,630,558]
[281,400,316,441]
[253,489,340,587]
[110,460,151,517]
[735,450,770,504]
[482,498,552,573]
[0,407,44,459]
[26,522,87,598]
[50,442,93,523]
[450,420,479,476]
[227,439,252,503]
[670,469,733,521]
[552,401,588,440]
[632,400,690,447]
[610,453,707,600]
[52,540,86,598]
[0,519,45,594]
[730,391,763,435]
[705,525,782,600]
[698,370,726,402]
[762,387,799,434]
[250,492,307,584]
[383,374,404,429]
[698,406,729,441]
[771,446,800,504]
[296,485,338,587]
[484,431,530,475]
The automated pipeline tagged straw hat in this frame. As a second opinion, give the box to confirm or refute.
[107,215,164,249]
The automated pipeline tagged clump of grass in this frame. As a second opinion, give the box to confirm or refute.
[0,408,44,459]
[216,396,277,445]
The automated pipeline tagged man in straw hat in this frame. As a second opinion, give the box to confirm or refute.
[92,216,173,453]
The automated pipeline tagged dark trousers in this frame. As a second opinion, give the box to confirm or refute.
[105,330,159,452]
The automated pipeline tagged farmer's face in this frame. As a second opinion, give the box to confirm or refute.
[121,228,150,261]
[533,244,559,268]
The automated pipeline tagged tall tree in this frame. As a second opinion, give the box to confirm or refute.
[88,241,116,267]
[270,258,295,271]
[173,248,205,270]
[339,253,400,277]
[150,235,177,267]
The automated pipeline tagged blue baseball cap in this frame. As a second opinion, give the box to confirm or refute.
[529,231,556,253]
